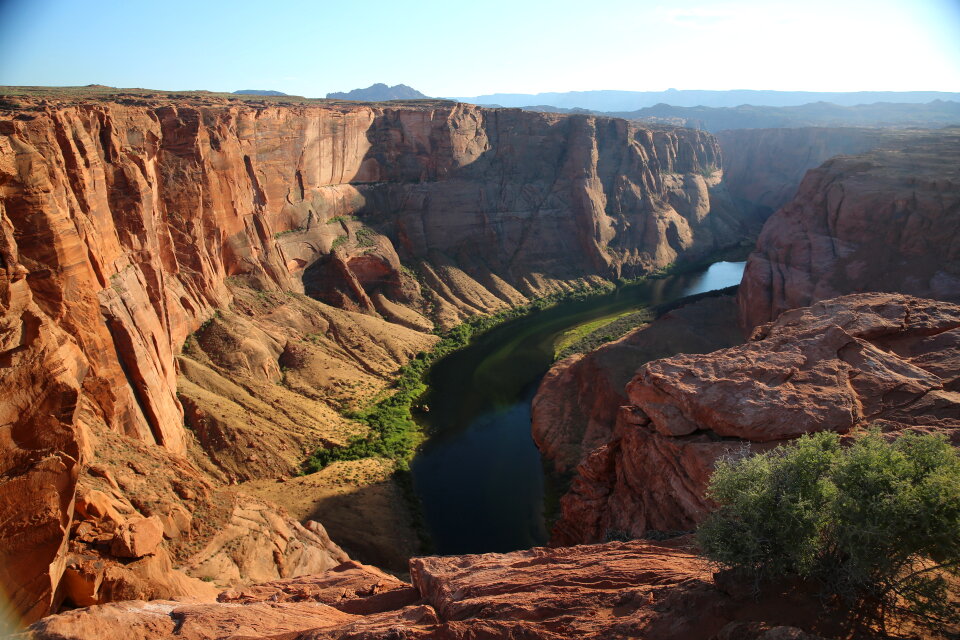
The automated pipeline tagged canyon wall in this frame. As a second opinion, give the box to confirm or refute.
[715,127,897,220]
[0,90,746,624]
[532,294,743,474]
[739,129,960,329]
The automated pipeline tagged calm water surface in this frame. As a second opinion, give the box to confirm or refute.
[410,261,746,555]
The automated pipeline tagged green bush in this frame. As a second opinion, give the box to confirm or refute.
[698,430,960,632]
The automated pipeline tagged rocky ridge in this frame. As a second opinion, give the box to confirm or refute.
[0,88,746,624]
[532,294,744,475]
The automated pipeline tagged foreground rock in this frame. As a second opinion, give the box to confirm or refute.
[29,542,867,640]
[739,128,960,330]
[553,293,960,545]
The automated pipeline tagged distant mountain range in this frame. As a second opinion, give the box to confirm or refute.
[233,89,288,96]
[458,89,960,111]
[524,100,960,132]
[326,83,429,101]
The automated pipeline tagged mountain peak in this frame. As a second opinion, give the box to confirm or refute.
[326,83,429,101]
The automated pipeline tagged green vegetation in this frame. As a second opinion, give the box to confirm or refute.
[698,430,960,633]
[699,162,719,178]
[304,245,752,474]
[327,215,356,224]
[302,281,616,474]
[355,226,377,247]
[274,226,306,238]
[180,309,222,354]
[554,309,635,356]
[554,308,654,359]
[331,234,348,250]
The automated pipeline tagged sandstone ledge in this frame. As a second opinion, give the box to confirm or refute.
[29,543,853,640]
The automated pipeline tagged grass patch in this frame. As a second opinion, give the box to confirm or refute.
[355,226,377,248]
[274,226,306,238]
[554,309,636,357]
[554,308,654,359]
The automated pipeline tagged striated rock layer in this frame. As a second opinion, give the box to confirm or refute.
[0,89,746,624]
[738,129,960,330]
[552,293,960,545]
[28,540,860,640]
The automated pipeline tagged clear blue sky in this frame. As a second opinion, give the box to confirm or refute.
[1,0,958,98]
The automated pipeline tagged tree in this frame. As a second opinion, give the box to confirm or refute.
[697,430,960,634]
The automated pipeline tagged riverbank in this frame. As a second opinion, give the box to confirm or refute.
[303,244,754,475]
[285,249,749,565]
[301,280,617,473]
[412,261,748,554]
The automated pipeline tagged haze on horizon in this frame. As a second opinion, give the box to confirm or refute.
[0,0,958,99]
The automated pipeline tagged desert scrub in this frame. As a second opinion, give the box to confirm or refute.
[274,226,306,238]
[698,430,960,634]
[355,226,377,247]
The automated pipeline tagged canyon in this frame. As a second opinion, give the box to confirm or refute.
[0,87,748,627]
[3,85,959,638]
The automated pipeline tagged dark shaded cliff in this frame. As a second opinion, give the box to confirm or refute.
[715,127,898,219]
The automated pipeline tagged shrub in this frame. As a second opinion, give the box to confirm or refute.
[698,430,960,633]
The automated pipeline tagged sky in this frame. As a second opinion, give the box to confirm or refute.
[0,0,958,98]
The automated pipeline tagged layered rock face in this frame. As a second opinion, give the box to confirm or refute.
[739,129,960,329]
[28,539,852,640]
[715,127,897,218]
[0,90,745,624]
[552,293,960,545]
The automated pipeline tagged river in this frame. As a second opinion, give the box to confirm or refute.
[410,261,746,555]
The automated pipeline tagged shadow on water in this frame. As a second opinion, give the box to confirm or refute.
[410,261,746,555]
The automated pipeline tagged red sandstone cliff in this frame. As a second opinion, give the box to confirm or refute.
[0,88,746,625]
[532,295,744,474]
[738,129,960,330]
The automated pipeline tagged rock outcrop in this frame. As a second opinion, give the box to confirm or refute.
[0,87,748,624]
[738,129,960,330]
[27,540,866,640]
[552,293,960,545]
